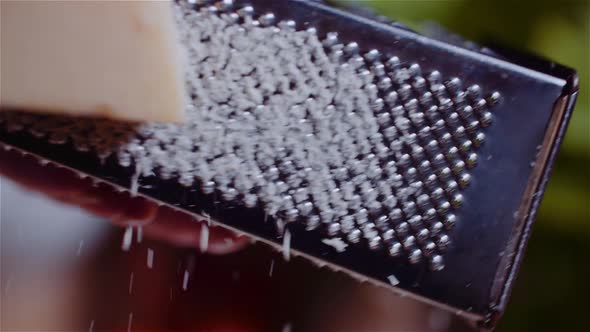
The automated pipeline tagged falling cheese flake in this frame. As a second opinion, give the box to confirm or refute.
[76,240,84,256]
[128,272,134,294]
[199,224,209,253]
[136,226,143,243]
[147,248,154,269]
[130,165,140,196]
[269,259,275,277]
[282,229,292,261]
[388,274,400,286]
[321,238,348,253]
[182,270,190,291]
[121,226,133,252]
[203,212,211,226]
[127,312,133,332]
[282,323,292,332]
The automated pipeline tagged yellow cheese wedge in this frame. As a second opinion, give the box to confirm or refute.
[1,0,186,122]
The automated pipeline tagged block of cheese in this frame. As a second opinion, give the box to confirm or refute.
[1,0,186,122]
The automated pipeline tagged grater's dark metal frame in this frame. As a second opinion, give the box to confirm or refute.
[0,0,578,329]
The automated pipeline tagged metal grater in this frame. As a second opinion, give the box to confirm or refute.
[0,0,578,329]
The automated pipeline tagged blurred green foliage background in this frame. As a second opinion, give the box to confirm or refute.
[336,1,589,330]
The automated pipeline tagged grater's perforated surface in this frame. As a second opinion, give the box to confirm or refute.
[0,0,501,271]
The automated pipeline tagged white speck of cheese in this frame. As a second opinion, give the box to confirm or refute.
[321,238,348,253]
[388,274,400,286]
[282,229,292,261]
